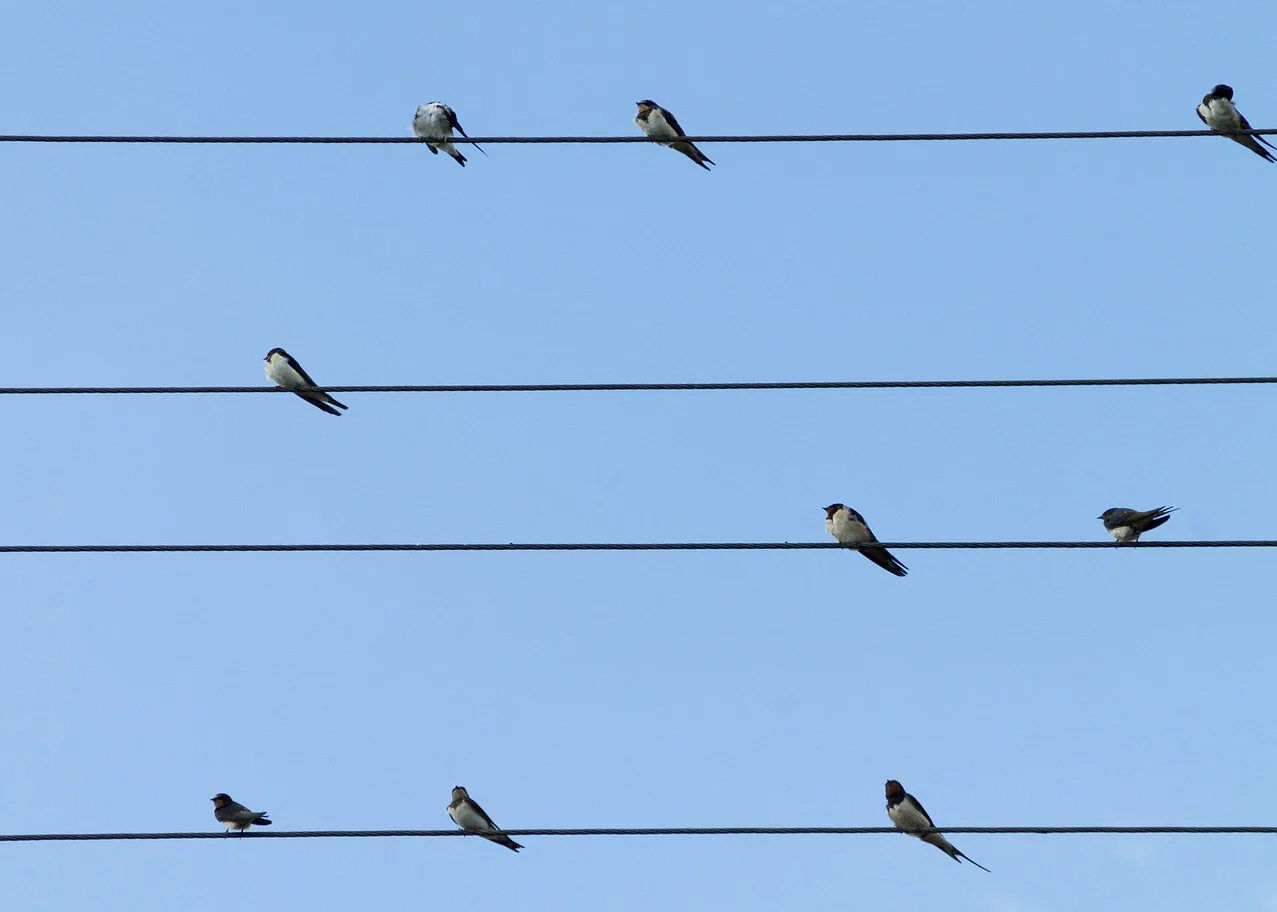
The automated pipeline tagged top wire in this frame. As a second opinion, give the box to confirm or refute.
[0,128,1273,145]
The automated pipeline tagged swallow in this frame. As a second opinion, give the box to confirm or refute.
[1196,85,1276,162]
[448,786,522,852]
[634,100,714,170]
[211,793,272,833]
[412,102,484,167]
[823,504,908,577]
[264,347,348,416]
[885,779,989,872]
[1098,506,1178,544]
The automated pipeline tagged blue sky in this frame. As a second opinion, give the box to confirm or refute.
[2,1,1275,909]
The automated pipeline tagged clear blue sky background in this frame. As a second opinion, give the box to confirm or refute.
[1,1,1275,909]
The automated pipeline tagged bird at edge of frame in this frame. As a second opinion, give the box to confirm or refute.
[634,100,715,170]
[264,347,348,416]
[412,102,486,167]
[448,786,523,852]
[211,793,272,834]
[823,503,908,576]
[1097,506,1178,544]
[885,779,990,872]
[1196,84,1276,162]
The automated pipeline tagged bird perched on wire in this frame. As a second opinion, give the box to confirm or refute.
[211,793,272,834]
[264,347,348,416]
[448,786,523,852]
[1098,506,1178,544]
[1196,84,1276,162]
[634,100,715,170]
[823,504,908,577]
[412,102,484,167]
[885,779,989,872]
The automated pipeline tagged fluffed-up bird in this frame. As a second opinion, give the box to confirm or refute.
[824,503,908,577]
[212,793,272,833]
[1098,506,1178,544]
[448,786,523,852]
[1196,84,1276,162]
[634,100,715,170]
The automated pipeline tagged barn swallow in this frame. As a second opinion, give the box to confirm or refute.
[885,780,989,872]
[1098,506,1178,544]
[412,102,484,166]
[264,347,348,416]
[823,504,908,577]
[211,793,272,833]
[1196,85,1276,162]
[634,100,714,170]
[448,786,523,852]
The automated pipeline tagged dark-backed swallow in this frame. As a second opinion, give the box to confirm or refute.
[211,793,272,833]
[1196,85,1276,162]
[823,504,908,577]
[885,779,989,872]
[634,100,714,170]
[412,102,484,166]
[448,786,523,852]
[264,347,348,416]
[1098,506,1178,544]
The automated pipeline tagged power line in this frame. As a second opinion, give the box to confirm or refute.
[0,541,1272,554]
[0,128,1274,145]
[2,376,1276,396]
[1,824,1274,843]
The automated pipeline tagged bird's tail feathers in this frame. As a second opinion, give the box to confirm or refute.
[957,850,991,873]
[485,833,523,852]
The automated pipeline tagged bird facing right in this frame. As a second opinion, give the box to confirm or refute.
[447,786,523,852]
[211,793,272,833]
[1098,506,1178,544]
[885,779,989,872]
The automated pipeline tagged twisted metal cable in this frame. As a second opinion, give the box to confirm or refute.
[0,128,1274,145]
[0,541,1271,554]
[1,376,1276,396]
[0,824,1273,842]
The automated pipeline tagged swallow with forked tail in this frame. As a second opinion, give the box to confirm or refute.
[1197,85,1275,162]
[634,100,714,170]
[824,503,908,577]
[264,347,348,416]
[448,786,523,852]
[886,779,989,872]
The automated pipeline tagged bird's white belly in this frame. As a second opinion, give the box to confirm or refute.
[452,805,490,831]
[643,114,678,139]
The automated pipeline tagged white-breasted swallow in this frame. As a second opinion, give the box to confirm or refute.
[1098,506,1178,544]
[823,503,908,577]
[412,102,483,167]
[448,786,523,852]
[211,793,272,833]
[885,779,989,872]
[264,347,348,416]
[1196,85,1276,162]
[634,100,714,170]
